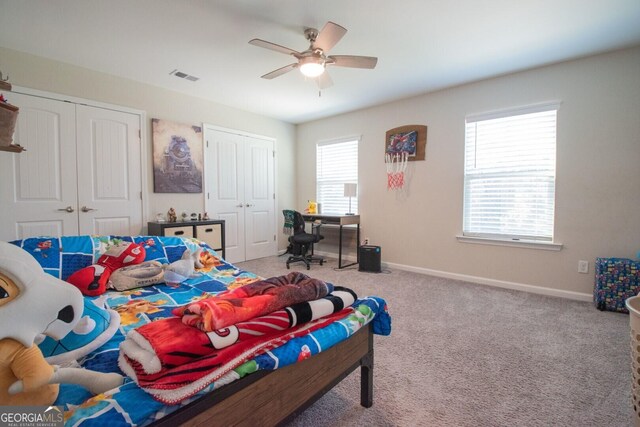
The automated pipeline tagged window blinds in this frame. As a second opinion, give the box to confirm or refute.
[463,105,558,241]
[316,139,358,215]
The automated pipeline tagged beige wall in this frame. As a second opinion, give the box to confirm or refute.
[297,46,640,296]
[0,47,296,246]
[2,45,639,295]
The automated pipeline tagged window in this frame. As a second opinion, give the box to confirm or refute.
[316,138,358,215]
[463,103,558,242]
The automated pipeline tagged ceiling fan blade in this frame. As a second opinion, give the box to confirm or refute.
[316,71,334,89]
[328,55,378,69]
[312,21,347,52]
[249,39,300,57]
[261,63,298,79]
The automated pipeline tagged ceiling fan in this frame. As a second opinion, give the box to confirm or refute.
[249,21,378,89]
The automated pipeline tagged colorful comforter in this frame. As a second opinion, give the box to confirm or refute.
[9,235,391,427]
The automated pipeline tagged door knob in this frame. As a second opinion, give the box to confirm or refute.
[81,206,97,212]
[57,206,74,213]
[245,204,253,207]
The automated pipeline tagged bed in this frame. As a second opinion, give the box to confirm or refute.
[8,235,390,426]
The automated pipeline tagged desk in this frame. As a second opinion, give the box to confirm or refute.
[302,214,360,269]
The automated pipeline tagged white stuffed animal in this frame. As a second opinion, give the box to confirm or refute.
[163,247,203,285]
[0,241,123,406]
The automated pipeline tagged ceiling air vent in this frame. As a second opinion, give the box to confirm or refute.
[169,69,200,82]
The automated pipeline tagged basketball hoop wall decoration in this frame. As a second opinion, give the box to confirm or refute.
[384,125,427,190]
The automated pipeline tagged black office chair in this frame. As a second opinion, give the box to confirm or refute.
[284,210,324,270]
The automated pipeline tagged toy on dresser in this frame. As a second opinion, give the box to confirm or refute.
[167,207,177,223]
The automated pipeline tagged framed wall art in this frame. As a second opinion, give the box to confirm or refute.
[152,118,203,193]
[384,124,427,161]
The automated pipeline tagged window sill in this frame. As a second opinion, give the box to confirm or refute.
[456,235,563,251]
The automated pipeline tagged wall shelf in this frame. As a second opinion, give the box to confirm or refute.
[0,145,25,153]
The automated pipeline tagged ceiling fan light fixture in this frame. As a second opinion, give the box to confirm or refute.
[299,57,325,77]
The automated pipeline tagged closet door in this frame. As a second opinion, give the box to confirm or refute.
[205,129,246,263]
[0,93,78,240]
[0,93,143,240]
[76,105,142,235]
[204,126,276,263]
[244,137,276,260]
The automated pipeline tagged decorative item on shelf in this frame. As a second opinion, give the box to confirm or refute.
[202,212,210,221]
[0,71,23,153]
[181,212,188,222]
[155,213,166,223]
[167,208,177,223]
[344,183,357,215]
[0,71,11,92]
[190,212,198,221]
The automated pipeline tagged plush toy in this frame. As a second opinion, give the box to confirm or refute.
[163,248,203,285]
[67,241,145,296]
[0,242,123,406]
[38,297,121,365]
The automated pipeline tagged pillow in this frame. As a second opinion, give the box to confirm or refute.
[109,261,165,291]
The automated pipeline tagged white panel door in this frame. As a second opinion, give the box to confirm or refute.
[206,130,246,263]
[204,126,276,263]
[244,138,276,260]
[0,93,78,241]
[0,93,143,240]
[76,105,142,235]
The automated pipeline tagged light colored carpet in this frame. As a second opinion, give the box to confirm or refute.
[235,255,632,427]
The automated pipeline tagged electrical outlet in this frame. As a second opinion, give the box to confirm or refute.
[363,237,369,245]
[578,260,589,274]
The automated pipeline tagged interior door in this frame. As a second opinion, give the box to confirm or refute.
[76,105,142,235]
[0,93,143,241]
[204,126,276,263]
[206,129,246,263]
[244,137,276,260]
[0,93,78,240]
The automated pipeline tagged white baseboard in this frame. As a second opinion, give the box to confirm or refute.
[385,261,593,302]
[300,249,593,302]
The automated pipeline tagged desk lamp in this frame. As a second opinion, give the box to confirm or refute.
[344,183,357,215]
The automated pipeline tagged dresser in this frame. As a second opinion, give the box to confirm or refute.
[147,220,225,259]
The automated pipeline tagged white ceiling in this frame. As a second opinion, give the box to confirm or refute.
[1,0,639,124]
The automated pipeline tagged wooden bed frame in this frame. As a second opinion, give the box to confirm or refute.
[153,323,374,426]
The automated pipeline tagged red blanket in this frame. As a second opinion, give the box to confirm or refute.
[120,288,357,375]
[118,308,352,404]
[173,272,331,331]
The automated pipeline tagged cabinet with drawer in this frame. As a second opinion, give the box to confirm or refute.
[147,220,225,259]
